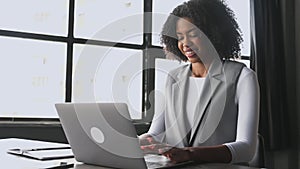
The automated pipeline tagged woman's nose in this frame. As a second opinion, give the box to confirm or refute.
[182,37,191,47]
[183,42,189,47]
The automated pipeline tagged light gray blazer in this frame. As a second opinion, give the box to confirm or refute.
[162,60,245,147]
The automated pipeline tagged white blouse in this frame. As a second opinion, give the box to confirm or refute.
[186,77,205,128]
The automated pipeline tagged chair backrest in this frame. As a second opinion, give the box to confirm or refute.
[249,133,266,168]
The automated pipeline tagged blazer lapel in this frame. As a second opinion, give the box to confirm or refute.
[189,60,224,145]
[169,65,191,146]
[171,65,191,116]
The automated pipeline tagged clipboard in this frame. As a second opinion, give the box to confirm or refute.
[7,146,74,161]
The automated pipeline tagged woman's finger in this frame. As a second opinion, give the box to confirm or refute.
[158,146,173,154]
[139,136,159,146]
[141,143,172,154]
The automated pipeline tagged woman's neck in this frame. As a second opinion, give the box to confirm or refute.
[191,62,208,77]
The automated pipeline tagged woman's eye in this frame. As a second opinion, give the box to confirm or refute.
[177,36,184,41]
[189,33,198,37]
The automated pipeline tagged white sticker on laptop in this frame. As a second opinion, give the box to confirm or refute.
[90,127,105,144]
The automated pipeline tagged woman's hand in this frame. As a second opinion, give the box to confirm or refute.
[139,134,159,146]
[138,134,192,163]
[141,142,173,154]
[138,134,172,154]
[160,147,192,163]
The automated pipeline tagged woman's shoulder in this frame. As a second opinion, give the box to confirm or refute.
[166,64,190,82]
[223,60,246,69]
[239,66,257,82]
[222,60,258,82]
[225,60,256,76]
[169,64,189,73]
[227,61,258,85]
[223,60,255,74]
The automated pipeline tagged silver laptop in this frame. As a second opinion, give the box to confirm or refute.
[55,102,188,169]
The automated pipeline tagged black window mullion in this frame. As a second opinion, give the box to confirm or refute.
[0,29,68,43]
[74,38,143,50]
[241,55,250,60]
[65,0,75,102]
[141,0,155,122]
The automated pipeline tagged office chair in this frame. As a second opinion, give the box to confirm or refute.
[249,133,266,168]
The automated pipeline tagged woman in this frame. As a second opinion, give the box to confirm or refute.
[140,0,260,165]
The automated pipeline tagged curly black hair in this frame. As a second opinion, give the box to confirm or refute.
[161,0,243,61]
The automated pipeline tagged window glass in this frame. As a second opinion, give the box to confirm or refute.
[0,0,69,36]
[74,0,143,44]
[0,36,66,118]
[225,0,250,56]
[152,0,250,56]
[73,44,143,119]
[152,0,185,46]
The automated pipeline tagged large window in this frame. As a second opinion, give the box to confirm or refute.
[0,0,250,120]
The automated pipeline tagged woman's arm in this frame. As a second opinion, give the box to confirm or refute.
[160,145,231,163]
[187,145,231,163]
[223,67,260,163]
[139,109,166,152]
[139,114,168,154]
[140,108,166,143]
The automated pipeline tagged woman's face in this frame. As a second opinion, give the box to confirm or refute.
[176,17,203,63]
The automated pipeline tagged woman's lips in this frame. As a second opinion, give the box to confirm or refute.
[184,49,197,58]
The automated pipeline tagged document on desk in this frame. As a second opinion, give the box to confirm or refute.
[7,146,74,161]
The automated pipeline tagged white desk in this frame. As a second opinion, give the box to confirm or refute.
[0,138,263,169]
[73,163,263,169]
[0,138,76,169]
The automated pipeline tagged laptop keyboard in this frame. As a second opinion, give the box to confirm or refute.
[144,154,172,169]
[147,161,168,169]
